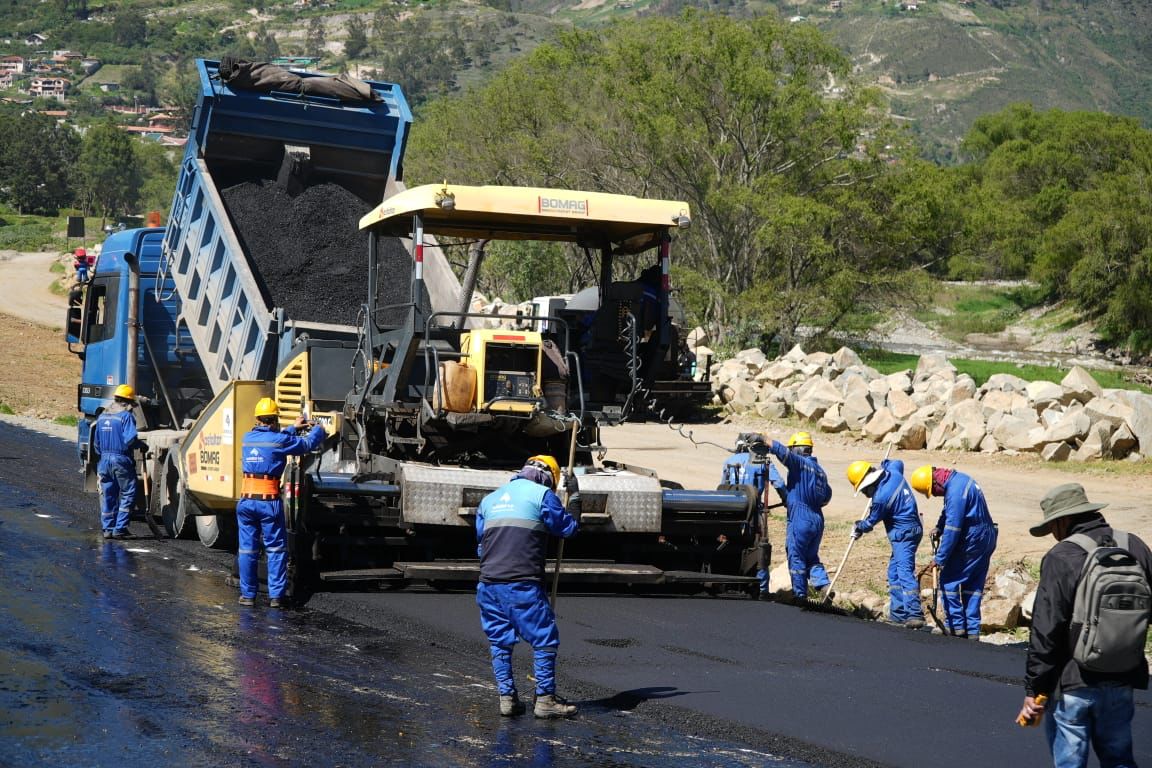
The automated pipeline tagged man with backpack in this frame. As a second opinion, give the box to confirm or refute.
[767,431,833,603]
[1017,483,1152,767]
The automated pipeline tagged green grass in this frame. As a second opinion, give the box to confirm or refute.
[49,261,65,274]
[914,284,1041,341]
[52,414,78,427]
[0,403,14,415]
[859,349,1151,393]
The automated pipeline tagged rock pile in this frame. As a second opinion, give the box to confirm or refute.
[706,344,1152,462]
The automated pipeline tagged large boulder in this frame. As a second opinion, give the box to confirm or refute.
[863,407,899,441]
[841,392,876,429]
[724,379,761,412]
[1060,365,1102,403]
[991,413,1044,452]
[887,388,918,420]
[1107,390,1152,454]
[886,370,913,394]
[782,344,807,363]
[756,400,789,419]
[1026,380,1070,411]
[758,361,799,385]
[983,372,1030,393]
[1106,423,1138,458]
[1042,407,1091,444]
[980,389,1029,418]
[914,352,957,383]
[794,378,844,420]
[889,419,928,450]
[1083,397,1134,430]
[1073,421,1116,462]
[1041,441,1072,462]
[831,346,864,370]
[949,375,978,405]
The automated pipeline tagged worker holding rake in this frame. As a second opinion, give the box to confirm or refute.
[846,458,926,629]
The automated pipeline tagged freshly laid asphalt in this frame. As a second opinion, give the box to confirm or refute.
[1,420,1148,767]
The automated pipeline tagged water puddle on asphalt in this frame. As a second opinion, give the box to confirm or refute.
[0,489,818,768]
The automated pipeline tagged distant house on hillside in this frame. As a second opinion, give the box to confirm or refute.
[0,73,13,90]
[81,58,101,75]
[29,77,68,101]
[24,33,48,47]
[0,55,25,75]
[98,82,120,93]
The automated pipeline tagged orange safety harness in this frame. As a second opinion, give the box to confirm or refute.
[240,473,281,500]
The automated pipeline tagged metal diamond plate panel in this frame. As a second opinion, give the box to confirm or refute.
[398,465,664,532]
[577,473,662,532]
[400,465,513,526]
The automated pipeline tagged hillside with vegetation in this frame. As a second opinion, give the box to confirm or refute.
[1,1,1150,364]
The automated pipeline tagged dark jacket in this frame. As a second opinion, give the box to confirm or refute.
[1025,516,1152,697]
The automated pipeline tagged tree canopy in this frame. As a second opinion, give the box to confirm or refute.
[407,11,921,349]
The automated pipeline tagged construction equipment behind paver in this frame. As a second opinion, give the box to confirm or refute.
[65,58,758,595]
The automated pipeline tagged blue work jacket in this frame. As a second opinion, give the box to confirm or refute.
[477,477,578,583]
[240,423,326,479]
[94,403,138,457]
[858,459,921,534]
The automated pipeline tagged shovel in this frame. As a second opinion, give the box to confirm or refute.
[822,442,894,605]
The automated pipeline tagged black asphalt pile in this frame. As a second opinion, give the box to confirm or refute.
[222,180,424,327]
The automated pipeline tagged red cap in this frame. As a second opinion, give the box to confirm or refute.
[74,247,86,257]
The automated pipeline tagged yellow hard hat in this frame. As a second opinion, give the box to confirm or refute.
[786,431,813,448]
[113,384,136,401]
[846,460,877,492]
[526,454,561,489]
[910,464,934,498]
[254,397,280,418]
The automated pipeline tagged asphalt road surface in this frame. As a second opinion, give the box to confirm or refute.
[1,421,1148,768]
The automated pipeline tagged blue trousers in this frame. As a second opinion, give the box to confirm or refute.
[940,523,997,637]
[477,581,560,696]
[97,454,137,533]
[236,498,288,600]
[1044,683,1136,768]
[887,527,924,623]
[787,508,829,598]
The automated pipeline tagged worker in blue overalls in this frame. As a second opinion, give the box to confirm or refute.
[93,384,141,539]
[720,432,787,598]
[476,455,580,719]
[847,458,925,628]
[768,431,833,603]
[236,397,326,608]
[911,464,998,639]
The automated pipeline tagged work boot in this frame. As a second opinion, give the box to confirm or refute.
[113,530,136,540]
[102,530,113,539]
[533,694,577,719]
[905,618,926,629]
[499,694,525,717]
[269,598,284,609]
[238,596,255,607]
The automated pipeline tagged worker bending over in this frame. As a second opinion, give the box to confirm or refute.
[768,431,833,602]
[847,458,925,628]
[476,455,580,719]
[236,398,326,608]
[911,465,998,638]
[720,432,787,598]
[94,384,142,539]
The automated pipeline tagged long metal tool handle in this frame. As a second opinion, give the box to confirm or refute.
[823,441,895,604]
[550,421,580,608]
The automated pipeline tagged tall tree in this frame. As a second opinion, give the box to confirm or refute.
[306,16,326,57]
[344,15,368,60]
[0,111,79,215]
[76,120,141,219]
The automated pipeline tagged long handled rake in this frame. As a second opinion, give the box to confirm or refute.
[549,420,581,609]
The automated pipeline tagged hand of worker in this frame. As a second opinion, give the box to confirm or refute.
[851,522,866,540]
[1016,695,1047,727]
[564,470,580,496]
[930,528,941,546]
[293,414,309,429]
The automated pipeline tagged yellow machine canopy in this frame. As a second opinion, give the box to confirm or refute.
[359,183,691,253]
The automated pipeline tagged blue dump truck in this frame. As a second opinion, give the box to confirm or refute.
[67,59,760,595]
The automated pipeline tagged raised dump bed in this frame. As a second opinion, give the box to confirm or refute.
[160,59,431,395]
